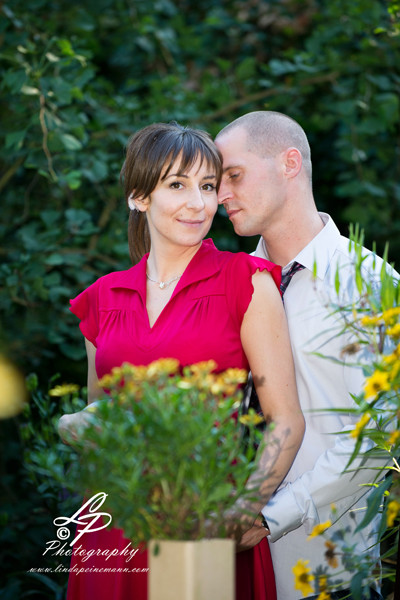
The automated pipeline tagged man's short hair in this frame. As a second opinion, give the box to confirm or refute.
[216,111,312,180]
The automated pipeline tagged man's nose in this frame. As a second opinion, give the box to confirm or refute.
[217,181,232,204]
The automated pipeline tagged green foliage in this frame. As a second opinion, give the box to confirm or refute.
[309,228,400,596]
[1,0,399,381]
[0,373,85,598]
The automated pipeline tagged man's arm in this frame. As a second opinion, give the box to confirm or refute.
[262,428,384,542]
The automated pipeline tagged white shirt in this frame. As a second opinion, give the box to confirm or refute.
[254,213,390,599]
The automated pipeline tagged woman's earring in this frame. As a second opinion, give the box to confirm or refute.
[128,193,139,212]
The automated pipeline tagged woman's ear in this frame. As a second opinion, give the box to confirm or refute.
[128,192,149,212]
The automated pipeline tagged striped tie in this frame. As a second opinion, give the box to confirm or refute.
[280,261,305,296]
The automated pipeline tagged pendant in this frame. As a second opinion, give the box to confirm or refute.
[159,282,166,289]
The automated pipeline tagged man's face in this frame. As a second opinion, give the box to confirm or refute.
[215,126,285,238]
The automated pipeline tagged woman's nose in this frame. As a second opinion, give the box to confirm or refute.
[187,188,206,209]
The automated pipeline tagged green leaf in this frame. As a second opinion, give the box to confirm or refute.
[45,52,60,63]
[354,476,392,533]
[64,170,82,190]
[45,253,64,266]
[59,133,83,151]
[57,38,75,56]
[5,130,26,150]
[21,85,40,95]
[334,264,340,295]
[2,70,27,93]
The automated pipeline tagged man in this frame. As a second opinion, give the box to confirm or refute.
[215,111,389,600]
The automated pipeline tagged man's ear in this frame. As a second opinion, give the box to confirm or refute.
[283,147,302,178]
[128,192,149,212]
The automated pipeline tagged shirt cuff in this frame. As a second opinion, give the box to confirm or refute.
[261,482,319,542]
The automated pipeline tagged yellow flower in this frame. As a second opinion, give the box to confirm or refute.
[146,358,180,378]
[382,307,400,325]
[308,520,332,539]
[318,575,328,592]
[387,323,400,338]
[389,361,400,382]
[239,412,265,426]
[387,500,400,528]
[98,374,114,388]
[350,413,371,439]
[292,559,315,596]
[0,358,28,419]
[126,364,150,381]
[364,370,391,399]
[383,353,398,365]
[360,315,381,327]
[210,377,227,395]
[219,368,248,385]
[389,430,400,446]
[324,540,339,569]
[317,575,331,599]
[49,383,80,397]
[186,360,217,377]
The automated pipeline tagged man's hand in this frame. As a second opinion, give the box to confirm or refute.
[236,516,269,552]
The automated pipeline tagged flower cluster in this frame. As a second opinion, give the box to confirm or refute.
[98,359,248,402]
[63,358,265,542]
[350,305,400,460]
[293,505,370,598]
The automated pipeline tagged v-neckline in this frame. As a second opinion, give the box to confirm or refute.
[108,239,221,332]
[146,283,178,330]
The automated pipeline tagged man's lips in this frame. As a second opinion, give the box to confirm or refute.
[226,208,241,219]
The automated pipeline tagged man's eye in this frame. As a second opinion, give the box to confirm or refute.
[229,173,239,180]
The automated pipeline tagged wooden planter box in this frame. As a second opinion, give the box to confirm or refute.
[148,539,235,600]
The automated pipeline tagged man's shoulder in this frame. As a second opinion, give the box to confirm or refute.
[335,235,398,278]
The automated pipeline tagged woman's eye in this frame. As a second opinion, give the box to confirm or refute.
[170,181,183,189]
[202,183,216,191]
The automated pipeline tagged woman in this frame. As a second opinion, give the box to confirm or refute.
[59,122,304,600]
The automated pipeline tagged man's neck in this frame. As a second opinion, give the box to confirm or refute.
[261,211,324,267]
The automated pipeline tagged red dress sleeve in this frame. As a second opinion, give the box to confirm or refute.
[226,253,282,329]
[69,279,100,347]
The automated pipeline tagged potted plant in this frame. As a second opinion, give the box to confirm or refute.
[63,358,265,600]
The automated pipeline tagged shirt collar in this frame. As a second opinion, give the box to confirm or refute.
[109,238,221,301]
[253,213,341,280]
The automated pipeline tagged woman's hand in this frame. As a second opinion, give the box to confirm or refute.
[58,408,96,444]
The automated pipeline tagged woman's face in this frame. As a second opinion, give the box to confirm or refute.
[137,154,218,251]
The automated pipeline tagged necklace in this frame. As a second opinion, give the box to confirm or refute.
[146,272,182,289]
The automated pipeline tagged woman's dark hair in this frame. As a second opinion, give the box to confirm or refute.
[120,121,222,264]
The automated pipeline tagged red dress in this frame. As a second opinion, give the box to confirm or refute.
[67,238,280,600]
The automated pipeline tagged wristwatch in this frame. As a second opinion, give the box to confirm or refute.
[260,514,269,532]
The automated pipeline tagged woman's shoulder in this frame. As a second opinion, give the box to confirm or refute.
[215,249,281,283]
[86,262,143,292]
